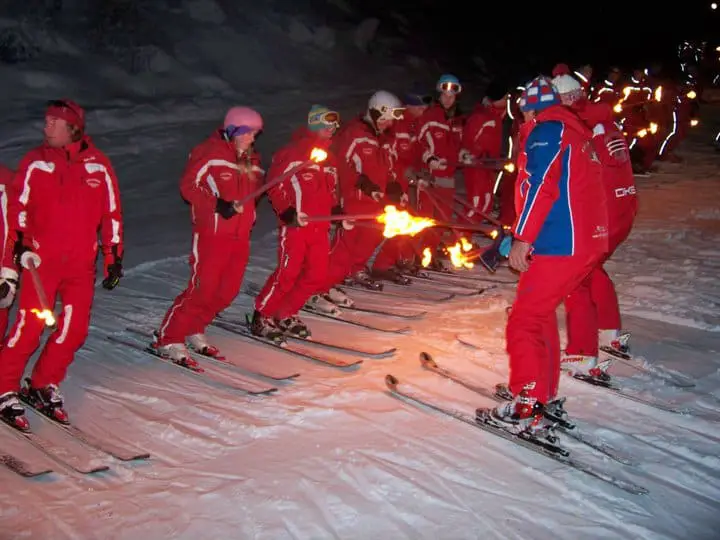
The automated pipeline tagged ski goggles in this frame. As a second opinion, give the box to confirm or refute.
[225,124,260,138]
[437,81,462,95]
[309,109,340,129]
[378,106,405,120]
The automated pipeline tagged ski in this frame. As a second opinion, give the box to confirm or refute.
[384,374,648,495]
[570,374,687,415]
[1,420,110,475]
[343,282,456,303]
[382,280,485,298]
[401,271,492,293]
[599,347,696,388]
[457,335,686,415]
[419,353,634,465]
[301,306,411,334]
[123,326,301,381]
[423,266,518,285]
[212,321,363,368]
[17,393,150,462]
[0,449,53,478]
[218,315,396,358]
[342,303,427,320]
[106,334,278,395]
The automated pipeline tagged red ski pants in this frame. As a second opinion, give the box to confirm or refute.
[158,232,249,346]
[497,171,517,227]
[464,168,495,222]
[506,253,601,404]
[564,222,634,356]
[373,236,416,270]
[322,225,385,290]
[0,265,95,394]
[255,225,330,319]
[417,186,455,252]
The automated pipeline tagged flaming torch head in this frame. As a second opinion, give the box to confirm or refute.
[31,308,56,328]
[310,148,328,163]
[376,205,435,239]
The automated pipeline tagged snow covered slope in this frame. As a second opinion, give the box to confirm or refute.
[1,1,720,537]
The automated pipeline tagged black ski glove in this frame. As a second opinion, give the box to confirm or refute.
[216,198,237,219]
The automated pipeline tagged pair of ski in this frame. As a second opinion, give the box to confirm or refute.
[455,335,690,414]
[1,392,150,478]
[386,353,648,495]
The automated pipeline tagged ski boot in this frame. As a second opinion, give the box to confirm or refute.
[305,294,341,316]
[20,379,69,424]
[326,287,354,307]
[187,333,222,358]
[495,383,574,430]
[599,329,630,358]
[343,269,383,291]
[480,386,560,446]
[249,310,285,342]
[370,266,412,286]
[0,391,29,431]
[561,354,612,382]
[151,334,201,369]
[397,259,429,278]
[276,315,311,338]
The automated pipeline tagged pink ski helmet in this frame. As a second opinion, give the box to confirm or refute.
[223,106,263,137]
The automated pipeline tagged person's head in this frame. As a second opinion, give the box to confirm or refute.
[366,90,404,133]
[579,64,593,79]
[436,74,461,109]
[551,74,585,107]
[307,104,339,139]
[519,76,561,119]
[481,79,509,113]
[223,106,263,154]
[404,84,432,118]
[608,67,621,83]
[44,99,85,148]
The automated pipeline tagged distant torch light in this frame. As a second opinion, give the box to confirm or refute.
[712,3,718,10]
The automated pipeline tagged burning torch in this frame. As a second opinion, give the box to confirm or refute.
[24,258,57,329]
[233,147,328,208]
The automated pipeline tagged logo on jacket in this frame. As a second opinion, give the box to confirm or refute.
[302,172,314,180]
[614,186,637,198]
[220,172,233,181]
[86,178,101,188]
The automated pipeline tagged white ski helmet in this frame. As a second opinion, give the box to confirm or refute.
[367,90,404,123]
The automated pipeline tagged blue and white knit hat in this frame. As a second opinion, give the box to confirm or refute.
[519,76,561,112]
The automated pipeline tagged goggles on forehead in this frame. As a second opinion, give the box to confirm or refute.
[225,124,259,139]
[438,81,462,94]
[379,106,405,120]
[47,99,72,110]
[309,110,340,128]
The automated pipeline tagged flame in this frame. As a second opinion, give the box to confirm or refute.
[503,162,515,173]
[613,103,623,113]
[649,122,658,134]
[686,90,697,100]
[637,128,648,138]
[446,238,474,269]
[376,205,435,238]
[310,148,328,163]
[31,308,56,327]
[421,248,432,267]
[490,229,499,239]
[654,86,663,102]
[690,119,699,127]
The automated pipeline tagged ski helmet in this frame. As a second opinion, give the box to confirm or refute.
[367,90,404,123]
[436,74,462,94]
[223,106,263,137]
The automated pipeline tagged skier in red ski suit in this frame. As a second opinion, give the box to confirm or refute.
[0,164,17,344]
[488,77,608,438]
[460,83,507,222]
[252,105,343,339]
[319,91,405,292]
[0,99,124,427]
[416,74,464,265]
[156,106,264,364]
[372,87,430,278]
[553,74,638,372]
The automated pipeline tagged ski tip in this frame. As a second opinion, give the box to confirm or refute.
[419,352,436,368]
[385,374,399,389]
